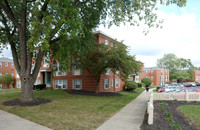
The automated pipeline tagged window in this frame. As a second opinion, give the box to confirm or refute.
[165,76,168,81]
[161,70,163,75]
[5,62,8,67]
[55,71,67,76]
[73,80,82,90]
[72,64,82,76]
[16,81,21,88]
[34,80,41,85]
[165,70,167,73]
[110,42,113,47]
[104,79,110,89]
[115,79,120,88]
[105,40,109,46]
[11,84,14,88]
[115,70,120,76]
[11,73,14,77]
[146,70,148,74]
[43,52,50,67]
[54,80,68,89]
[0,84,2,89]
[105,68,110,75]
[160,76,162,81]
[0,73,2,76]
[111,79,113,86]
[11,63,13,68]
[160,82,163,85]
[0,62,2,67]
[16,72,20,78]
[151,76,153,79]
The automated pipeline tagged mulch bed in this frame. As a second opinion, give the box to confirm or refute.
[65,90,123,97]
[141,100,200,130]
[2,98,52,107]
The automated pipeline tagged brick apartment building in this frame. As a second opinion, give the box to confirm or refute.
[136,67,170,86]
[9,31,128,92]
[194,70,200,82]
[0,57,15,89]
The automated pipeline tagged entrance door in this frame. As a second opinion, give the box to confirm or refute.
[43,72,51,87]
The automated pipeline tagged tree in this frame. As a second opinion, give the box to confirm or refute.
[81,42,140,93]
[0,74,14,88]
[157,53,194,82]
[0,1,186,101]
[141,78,152,87]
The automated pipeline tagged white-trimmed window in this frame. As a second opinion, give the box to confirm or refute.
[111,79,113,87]
[165,76,168,81]
[34,80,41,85]
[55,71,67,76]
[16,81,21,88]
[151,70,153,74]
[11,63,13,68]
[0,73,2,76]
[16,72,20,78]
[54,80,67,89]
[146,70,148,74]
[110,42,113,47]
[116,70,120,76]
[160,76,162,81]
[72,65,82,76]
[73,80,82,90]
[0,84,2,89]
[115,79,120,88]
[104,79,110,89]
[43,52,50,67]
[11,73,14,77]
[0,62,2,67]
[105,40,109,46]
[151,76,153,79]
[105,68,110,75]
[11,84,14,88]
[5,62,8,67]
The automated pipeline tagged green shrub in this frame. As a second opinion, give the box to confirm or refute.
[165,82,172,84]
[137,83,142,88]
[141,78,152,87]
[125,81,138,91]
[33,84,46,90]
[172,124,181,129]
[165,117,174,122]
[163,109,168,113]
[165,113,172,117]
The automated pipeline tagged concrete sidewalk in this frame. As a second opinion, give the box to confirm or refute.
[96,90,151,130]
[0,110,51,130]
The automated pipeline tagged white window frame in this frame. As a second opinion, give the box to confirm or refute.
[115,79,120,88]
[104,79,110,89]
[151,76,153,79]
[151,70,153,74]
[55,71,67,76]
[5,62,8,67]
[72,65,82,76]
[105,68,111,75]
[16,81,21,88]
[54,80,68,89]
[73,80,82,90]
[105,40,109,46]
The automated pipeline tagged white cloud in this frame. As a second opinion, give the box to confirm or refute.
[98,10,200,67]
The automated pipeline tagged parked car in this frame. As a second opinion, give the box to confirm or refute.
[157,86,165,93]
[164,86,181,93]
[182,83,193,87]
[196,83,200,86]
[175,88,200,93]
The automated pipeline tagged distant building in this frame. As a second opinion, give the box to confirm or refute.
[138,67,169,86]
[0,57,15,89]
[194,70,200,82]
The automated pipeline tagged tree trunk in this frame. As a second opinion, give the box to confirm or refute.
[20,77,35,102]
[96,77,101,93]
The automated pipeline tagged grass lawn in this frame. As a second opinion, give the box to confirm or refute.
[0,88,21,93]
[178,105,200,127]
[134,88,145,93]
[0,90,140,130]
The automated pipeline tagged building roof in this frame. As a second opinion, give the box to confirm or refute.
[144,67,168,71]
[194,70,200,72]
[0,57,13,63]
[93,30,119,43]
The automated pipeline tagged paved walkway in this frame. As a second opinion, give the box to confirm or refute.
[96,89,152,130]
[0,110,51,130]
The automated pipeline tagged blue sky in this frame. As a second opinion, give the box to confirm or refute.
[1,0,200,68]
[98,0,200,67]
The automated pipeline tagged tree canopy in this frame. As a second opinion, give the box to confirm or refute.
[0,0,186,101]
[157,53,194,82]
[81,41,141,93]
[0,74,14,88]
